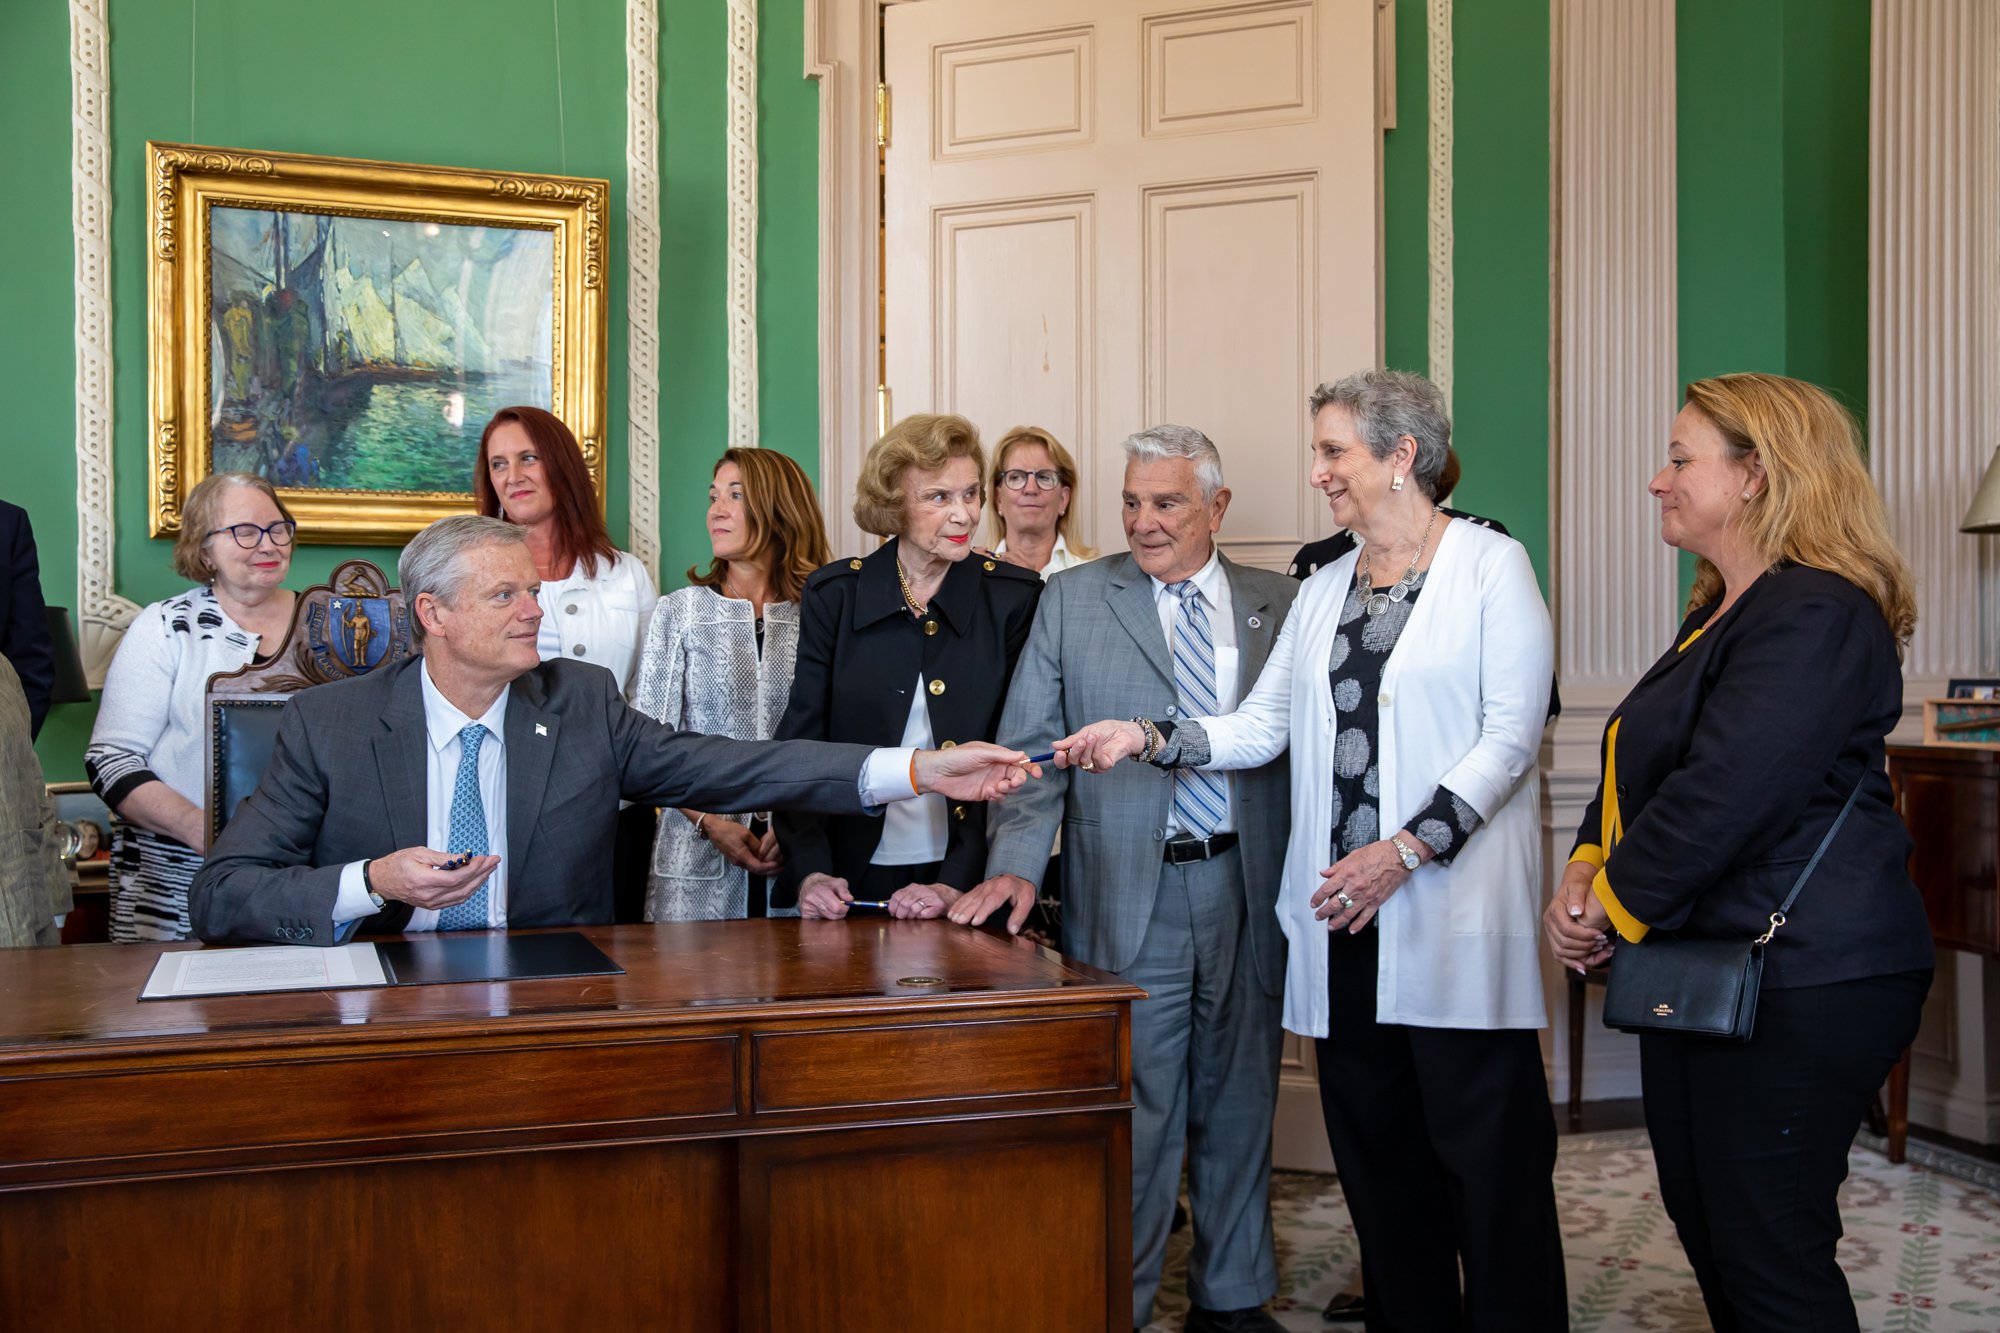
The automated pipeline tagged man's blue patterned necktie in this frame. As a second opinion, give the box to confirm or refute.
[435,723,491,931]
[1168,581,1227,839]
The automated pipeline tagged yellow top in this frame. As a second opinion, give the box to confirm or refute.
[1566,715,1652,942]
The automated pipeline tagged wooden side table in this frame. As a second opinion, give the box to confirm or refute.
[1884,743,2000,1162]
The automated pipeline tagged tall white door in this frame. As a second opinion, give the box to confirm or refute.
[883,0,1380,570]
[883,0,1380,1171]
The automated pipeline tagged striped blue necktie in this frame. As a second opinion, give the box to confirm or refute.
[435,723,492,931]
[1168,581,1228,838]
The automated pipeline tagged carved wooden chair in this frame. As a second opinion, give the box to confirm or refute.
[203,559,416,845]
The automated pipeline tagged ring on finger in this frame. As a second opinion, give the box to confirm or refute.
[1336,891,1356,911]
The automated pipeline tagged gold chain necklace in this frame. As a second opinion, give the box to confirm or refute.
[1355,506,1440,616]
[895,559,927,616]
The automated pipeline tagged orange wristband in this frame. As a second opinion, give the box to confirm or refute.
[909,751,921,796]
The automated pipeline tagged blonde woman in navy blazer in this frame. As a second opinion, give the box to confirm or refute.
[1547,374,1933,1332]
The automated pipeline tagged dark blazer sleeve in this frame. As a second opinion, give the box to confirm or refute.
[188,698,351,945]
[607,666,876,815]
[1601,589,1887,932]
[772,576,843,893]
[1,506,55,739]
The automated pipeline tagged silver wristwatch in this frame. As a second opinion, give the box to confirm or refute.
[1389,834,1422,871]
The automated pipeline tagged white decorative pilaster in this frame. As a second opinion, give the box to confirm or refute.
[626,0,662,580]
[1869,0,2000,687]
[1546,0,1680,1106]
[726,0,760,449]
[1553,0,1680,694]
[1426,0,1452,402]
[70,0,136,685]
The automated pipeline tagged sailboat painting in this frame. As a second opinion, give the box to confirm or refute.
[206,206,555,494]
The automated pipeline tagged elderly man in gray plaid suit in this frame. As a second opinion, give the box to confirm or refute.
[953,425,1298,1333]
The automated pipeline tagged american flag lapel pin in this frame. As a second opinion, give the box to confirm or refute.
[535,723,548,736]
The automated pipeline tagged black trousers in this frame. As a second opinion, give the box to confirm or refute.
[1641,968,1930,1333]
[1316,924,1567,1333]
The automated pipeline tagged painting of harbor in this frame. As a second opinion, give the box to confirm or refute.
[207,206,555,494]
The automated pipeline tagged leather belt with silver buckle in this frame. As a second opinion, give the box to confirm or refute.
[1162,831,1239,865]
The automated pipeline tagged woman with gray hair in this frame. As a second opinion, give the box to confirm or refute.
[1055,369,1565,1330]
[84,472,300,939]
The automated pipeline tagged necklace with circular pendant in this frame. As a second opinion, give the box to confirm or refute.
[1355,506,1440,616]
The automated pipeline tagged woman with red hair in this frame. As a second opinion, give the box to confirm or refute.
[475,406,659,692]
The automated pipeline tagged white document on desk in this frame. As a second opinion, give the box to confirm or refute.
[140,943,389,999]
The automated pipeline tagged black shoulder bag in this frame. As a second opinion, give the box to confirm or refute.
[1601,773,1866,1042]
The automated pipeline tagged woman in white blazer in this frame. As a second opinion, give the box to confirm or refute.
[477,405,661,917]
[1057,370,1564,1332]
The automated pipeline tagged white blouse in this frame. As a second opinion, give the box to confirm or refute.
[85,586,259,806]
[994,532,1090,579]
[534,549,659,693]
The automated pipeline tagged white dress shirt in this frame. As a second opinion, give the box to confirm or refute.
[334,660,511,929]
[331,662,925,930]
[1150,547,1239,836]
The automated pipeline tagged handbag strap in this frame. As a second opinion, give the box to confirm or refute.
[1756,770,1868,945]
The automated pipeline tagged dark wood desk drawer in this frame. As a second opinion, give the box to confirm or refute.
[751,1012,1120,1113]
[1,1033,737,1177]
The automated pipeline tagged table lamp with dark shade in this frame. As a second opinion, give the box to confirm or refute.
[1964,447,2000,535]
[44,606,91,705]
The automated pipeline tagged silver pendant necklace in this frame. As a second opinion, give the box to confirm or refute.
[1355,506,1440,616]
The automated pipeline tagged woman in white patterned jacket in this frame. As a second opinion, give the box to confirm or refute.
[85,474,300,940]
[630,448,832,920]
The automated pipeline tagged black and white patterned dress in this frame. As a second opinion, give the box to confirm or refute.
[84,587,259,940]
[1328,574,1481,866]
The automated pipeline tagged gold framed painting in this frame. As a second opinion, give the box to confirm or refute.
[147,142,609,545]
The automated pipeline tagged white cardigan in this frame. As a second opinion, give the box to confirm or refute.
[1198,519,1554,1034]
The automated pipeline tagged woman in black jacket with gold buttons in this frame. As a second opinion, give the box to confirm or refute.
[1546,373,1932,1332]
[775,414,1042,919]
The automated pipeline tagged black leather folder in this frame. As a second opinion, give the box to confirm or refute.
[375,932,624,987]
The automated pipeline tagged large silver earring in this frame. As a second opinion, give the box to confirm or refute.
[1392,473,1405,492]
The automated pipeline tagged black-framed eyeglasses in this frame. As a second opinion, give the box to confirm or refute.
[206,520,298,549]
[1000,469,1062,491]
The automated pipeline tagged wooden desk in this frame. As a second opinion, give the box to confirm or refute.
[1885,744,2000,1161]
[0,922,1142,1332]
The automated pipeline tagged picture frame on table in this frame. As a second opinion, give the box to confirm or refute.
[1947,679,2000,701]
[146,141,609,545]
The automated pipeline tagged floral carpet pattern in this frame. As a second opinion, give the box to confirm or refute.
[1145,1131,2000,1332]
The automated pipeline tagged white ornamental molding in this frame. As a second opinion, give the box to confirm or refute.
[71,0,136,686]
[626,0,662,580]
[727,0,760,449]
[1869,0,2000,685]
[1552,0,1680,690]
[1426,0,1452,404]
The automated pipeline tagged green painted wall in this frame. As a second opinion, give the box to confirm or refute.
[1447,0,1552,586]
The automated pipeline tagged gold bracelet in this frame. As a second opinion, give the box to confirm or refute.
[693,812,711,840]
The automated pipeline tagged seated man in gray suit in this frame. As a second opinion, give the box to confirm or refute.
[191,515,1032,945]
[951,427,1298,1333]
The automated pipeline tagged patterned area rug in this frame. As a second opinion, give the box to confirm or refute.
[1144,1130,2000,1331]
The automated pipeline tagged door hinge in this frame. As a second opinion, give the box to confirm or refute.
[876,82,892,149]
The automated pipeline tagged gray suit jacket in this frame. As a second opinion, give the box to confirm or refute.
[190,657,875,945]
[985,552,1298,991]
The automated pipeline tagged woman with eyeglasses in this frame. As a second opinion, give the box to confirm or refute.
[85,473,300,939]
[989,425,1096,578]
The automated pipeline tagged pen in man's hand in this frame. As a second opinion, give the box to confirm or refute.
[846,899,892,910]
[1024,751,1056,765]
